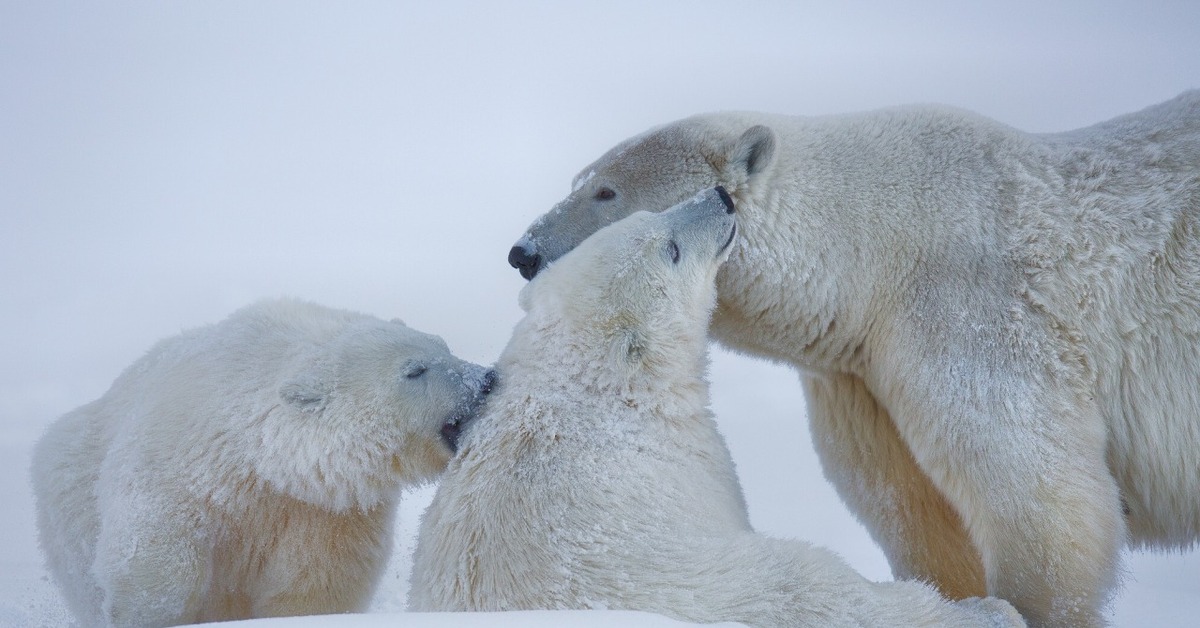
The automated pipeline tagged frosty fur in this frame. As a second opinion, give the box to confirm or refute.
[411,189,1024,627]
[507,91,1200,626]
[31,298,493,627]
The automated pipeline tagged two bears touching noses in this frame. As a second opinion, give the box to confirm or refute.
[33,91,1200,628]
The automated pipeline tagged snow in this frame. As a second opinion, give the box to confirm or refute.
[1,1,1198,627]
[211,611,743,628]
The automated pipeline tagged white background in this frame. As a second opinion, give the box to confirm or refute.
[2,2,1197,626]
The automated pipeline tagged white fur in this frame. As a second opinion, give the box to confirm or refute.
[509,91,1200,626]
[31,298,491,627]
[412,190,1024,628]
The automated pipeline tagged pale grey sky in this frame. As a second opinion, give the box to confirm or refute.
[4,1,1198,397]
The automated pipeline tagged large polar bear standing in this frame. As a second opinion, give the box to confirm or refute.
[506,92,1200,626]
[31,298,495,627]
[411,188,1023,627]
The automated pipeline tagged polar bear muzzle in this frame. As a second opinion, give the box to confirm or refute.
[440,367,497,452]
[508,185,737,280]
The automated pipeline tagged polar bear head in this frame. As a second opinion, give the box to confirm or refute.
[261,318,496,512]
[511,187,737,388]
[508,117,774,279]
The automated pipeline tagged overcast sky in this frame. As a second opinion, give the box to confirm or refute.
[1,2,1198,625]
[4,1,1199,409]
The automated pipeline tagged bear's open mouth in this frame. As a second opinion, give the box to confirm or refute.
[718,223,737,255]
[440,414,474,453]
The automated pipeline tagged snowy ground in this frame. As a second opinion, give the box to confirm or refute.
[2,2,1198,626]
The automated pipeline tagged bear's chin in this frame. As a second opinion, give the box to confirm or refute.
[389,443,451,489]
[440,415,475,453]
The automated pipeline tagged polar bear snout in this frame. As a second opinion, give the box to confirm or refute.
[664,187,739,261]
[709,186,738,254]
[719,222,737,255]
[477,367,498,395]
[508,242,542,280]
[441,367,497,452]
[511,187,736,281]
[715,185,736,214]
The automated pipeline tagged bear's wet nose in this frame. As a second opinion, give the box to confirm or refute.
[508,245,541,280]
[715,186,736,213]
[479,369,498,396]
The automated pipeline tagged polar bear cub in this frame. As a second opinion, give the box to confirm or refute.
[31,298,495,627]
[410,188,1022,627]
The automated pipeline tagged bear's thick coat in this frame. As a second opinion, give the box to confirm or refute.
[507,92,1200,626]
[31,298,494,627]
[412,189,1023,627]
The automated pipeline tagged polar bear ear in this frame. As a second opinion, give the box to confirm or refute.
[279,369,332,410]
[727,125,776,180]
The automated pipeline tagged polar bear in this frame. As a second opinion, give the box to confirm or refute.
[30,298,495,627]
[410,188,1023,627]
[505,92,1200,626]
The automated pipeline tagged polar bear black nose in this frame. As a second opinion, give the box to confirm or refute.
[480,369,498,396]
[508,245,542,280]
[715,186,736,213]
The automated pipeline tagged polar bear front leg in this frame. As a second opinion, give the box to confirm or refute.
[93,491,206,627]
[886,356,1124,627]
[804,372,985,600]
[253,507,389,618]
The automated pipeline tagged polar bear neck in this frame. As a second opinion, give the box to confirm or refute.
[504,307,712,410]
[703,109,1039,377]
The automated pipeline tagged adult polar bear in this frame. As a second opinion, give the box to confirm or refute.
[413,188,1023,627]
[507,92,1200,626]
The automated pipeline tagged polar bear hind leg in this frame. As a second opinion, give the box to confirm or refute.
[804,372,986,599]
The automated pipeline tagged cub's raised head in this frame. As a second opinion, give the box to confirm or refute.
[267,318,496,511]
[509,119,774,279]
[517,187,737,378]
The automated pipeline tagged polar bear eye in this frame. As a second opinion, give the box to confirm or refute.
[667,240,680,264]
[405,365,427,379]
[594,187,616,201]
